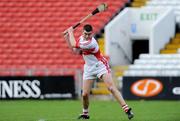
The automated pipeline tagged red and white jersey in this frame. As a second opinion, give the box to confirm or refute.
[75,36,110,72]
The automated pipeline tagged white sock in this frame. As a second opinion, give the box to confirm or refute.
[122,104,129,113]
[83,108,88,114]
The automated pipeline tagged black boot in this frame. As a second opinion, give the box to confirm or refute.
[126,108,134,120]
[78,114,90,119]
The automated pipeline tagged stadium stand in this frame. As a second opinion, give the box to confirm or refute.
[122,0,180,77]
[124,54,180,76]
[161,33,180,54]
[135,0,180,54]
[0,0,129,76]
[131,0,148,7]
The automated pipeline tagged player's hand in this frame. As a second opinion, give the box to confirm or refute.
[63,32,69,39]
[62,26,73,36]
[67,26,74,33]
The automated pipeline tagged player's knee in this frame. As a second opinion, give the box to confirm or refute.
[105,81,113,91]
[104,80,117,92]
[107,85,118,94]
[107,86,114,93]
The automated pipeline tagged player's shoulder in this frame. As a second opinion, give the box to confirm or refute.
[91,37,97,42]
[79,36,83,41]
[91,37,98,44]
[92,37,96,41]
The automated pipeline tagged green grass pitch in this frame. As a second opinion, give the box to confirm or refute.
[0,100,179,121]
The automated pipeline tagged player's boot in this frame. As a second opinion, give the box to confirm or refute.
[78,114,90,119]
[126,108,134,120]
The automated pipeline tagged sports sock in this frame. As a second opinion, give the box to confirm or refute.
[122,104,129,113]
[83,108,89,115]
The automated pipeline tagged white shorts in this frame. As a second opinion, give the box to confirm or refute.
[83,61,110,80]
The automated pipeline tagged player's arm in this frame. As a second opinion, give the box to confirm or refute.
[64,33,73,48]
[67,27,76,48]
[64,27,82,55]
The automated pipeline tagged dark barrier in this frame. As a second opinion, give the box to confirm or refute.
[0,76,75,99]
[123,76,180,100]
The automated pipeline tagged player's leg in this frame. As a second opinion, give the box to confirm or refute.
[101,73,134,120]
[101,73,126,105]
[78,79,94,119]
[82,79,93,112]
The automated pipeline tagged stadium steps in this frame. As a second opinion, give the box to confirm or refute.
[124,53,180,76]
[165,44,180,49]
[97,35,105,55]
[112,66,129,77]
[160,33,180,54]
[175,33,180,38]
[91,82,111,95]
[160,49,178,54]
[131,0,149,7]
